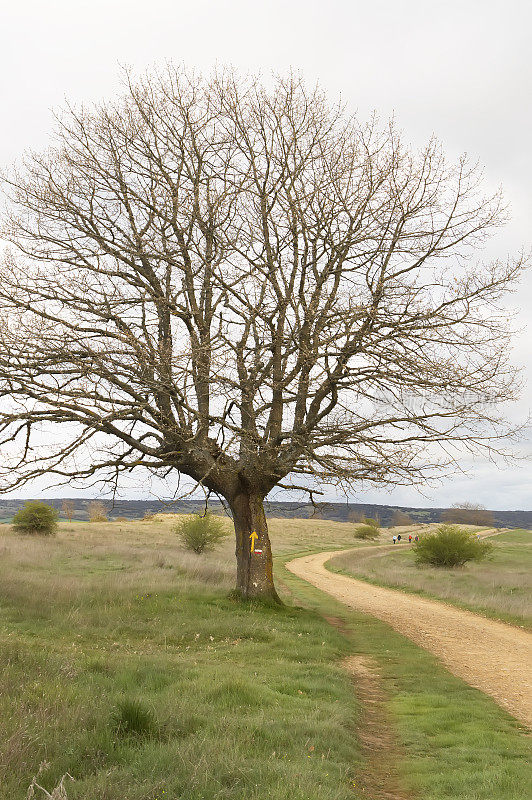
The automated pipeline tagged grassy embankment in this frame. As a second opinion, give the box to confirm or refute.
[0,516,530,799]
[328,528,532,629]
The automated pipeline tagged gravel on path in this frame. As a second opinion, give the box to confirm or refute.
[286,548,532,729]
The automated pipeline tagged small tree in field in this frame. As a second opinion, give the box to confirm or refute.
[12,500,58,535]
[87,500,108,523]
[176,513,227,554]
[414,525,493,567]
[61,499,75,521]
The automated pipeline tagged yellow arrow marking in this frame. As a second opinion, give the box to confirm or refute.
[249,531,258,552]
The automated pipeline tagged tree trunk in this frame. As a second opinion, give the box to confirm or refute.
[229,491,281,602]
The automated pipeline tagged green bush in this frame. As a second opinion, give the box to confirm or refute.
[175,512,227,554]
[414,524,493,567]
[11,500,58,535]
[111,698,154,737]
[354,521,379,539]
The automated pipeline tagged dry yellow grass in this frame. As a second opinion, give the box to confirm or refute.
[0,514,390,617]
[0,515,496,623]
[0,514,457,602]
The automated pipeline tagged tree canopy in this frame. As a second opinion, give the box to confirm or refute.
[0,67,525,597]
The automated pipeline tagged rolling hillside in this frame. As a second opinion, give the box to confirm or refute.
[0,497,530,527]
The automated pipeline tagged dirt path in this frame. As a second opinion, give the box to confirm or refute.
[286,549,532,729]
[343,654,412,799]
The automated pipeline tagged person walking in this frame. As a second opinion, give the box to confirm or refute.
[393,535,397,544]
[409,534,412,543]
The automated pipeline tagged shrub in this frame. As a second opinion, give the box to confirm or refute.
[12,501,58,535]
[354,519,379,539]
[414,524,493,567]
[175,512,227,554]
[354,525,379,540]
[111,698,154,737]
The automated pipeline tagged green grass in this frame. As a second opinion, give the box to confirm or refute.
[278,559,532,800]
[1,593,362,799]
[0,523,361,799]
[490,529,532,545]
[329,529,532,629]
[1,520,530,799]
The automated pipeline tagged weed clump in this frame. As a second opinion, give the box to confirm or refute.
[175,512,227,554]
[414,524,493,567]
[111,698,154,737]
[12,501,58,536]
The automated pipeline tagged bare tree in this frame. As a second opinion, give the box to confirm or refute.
[61,499,75,522]
[0,67,525,599]
[390,510,414,527]
[87,500,108,523]
[441,502,494,527]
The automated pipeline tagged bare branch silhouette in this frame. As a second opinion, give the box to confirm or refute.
[0,66,526,598]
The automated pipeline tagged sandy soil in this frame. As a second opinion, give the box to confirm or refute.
[286,548,532,729]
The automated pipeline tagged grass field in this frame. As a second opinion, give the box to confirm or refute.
[0,517,530,799]
[0,518,361,799]
[329,528,532,629]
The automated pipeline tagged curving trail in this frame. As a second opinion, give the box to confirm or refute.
[286,549,532,729]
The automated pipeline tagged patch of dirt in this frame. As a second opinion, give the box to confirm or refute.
[287,549,532,729]
[322,614,352,637]
[343,654,413,799]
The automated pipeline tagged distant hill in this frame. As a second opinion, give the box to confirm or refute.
[0,497,530,528]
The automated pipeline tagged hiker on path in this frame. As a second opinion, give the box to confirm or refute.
[409,534,412,543]
[397,534,401,542]
[393,535,397,544]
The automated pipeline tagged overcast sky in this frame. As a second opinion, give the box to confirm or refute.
[0,0,530,509]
